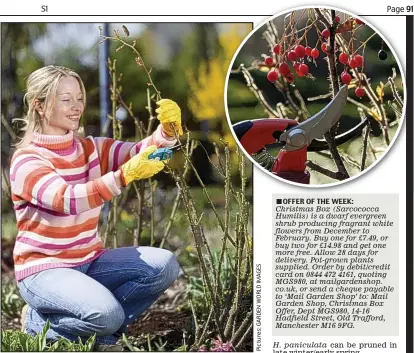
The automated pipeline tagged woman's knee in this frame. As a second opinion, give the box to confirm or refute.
[85,300,125,336]
[138,247,180,290]
[161,250,180,288]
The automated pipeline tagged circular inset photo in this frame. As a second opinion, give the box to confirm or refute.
[225,7,405,186]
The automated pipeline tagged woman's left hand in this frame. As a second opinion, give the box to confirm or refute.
[155,99,183,137]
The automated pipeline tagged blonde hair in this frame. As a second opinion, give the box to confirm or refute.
[14,65,87,148]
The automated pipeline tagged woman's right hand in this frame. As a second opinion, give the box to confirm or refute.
[119,146,165,186]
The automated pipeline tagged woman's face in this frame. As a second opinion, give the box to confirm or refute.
[41,76,84,135]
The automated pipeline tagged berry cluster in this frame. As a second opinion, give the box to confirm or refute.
[338,52,365,96]
[265,43,316,84]
[264,16,369,98]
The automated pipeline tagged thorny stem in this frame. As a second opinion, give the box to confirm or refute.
[160,138,196,249]
[314,8,330,28]
[264,21,279,49]
[237,64,281,118]
[193,308,213,350]
[293,89,311,120]
[361,122,370,171]
[117,94,144,140]
[231,214,245,338]
[388,76,404,110]
[284,88,303,116]
[263,24,277,52]
[353,32,377,54]
[232,311,253,346]
[149,182,155,246]
[306,160,347,180]
[100,29,161,100]
[340,152,360,169]
[173,167,224,340]
[307,93,332,101]
[296,19,319,44]
[226,153,250,339]
[179,146,227,236]
[347,97,371,113]
[146,91,156,245]
[146,88,157,138]
[217,145,231,300]
[235,323,253,351]
[133,89,159,246]
[159,192,181,248]
[133,181,145,246]
[212,144,244,206]
[110,59,119,248]
[362,76,390,145]
[357,108,378,161]
[168,152,217,275]
[189,298,200,345]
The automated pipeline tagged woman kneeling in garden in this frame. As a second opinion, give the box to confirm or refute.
[10,65,182,350]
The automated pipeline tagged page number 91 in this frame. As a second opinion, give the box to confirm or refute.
[387,5,413,13]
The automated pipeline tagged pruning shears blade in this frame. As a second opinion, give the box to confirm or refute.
[280,85,348,151]
[307,117,369,152]
[302,85,348,141]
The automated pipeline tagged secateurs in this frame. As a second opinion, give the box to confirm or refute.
[148,145,181,161]
[233,85,369,184]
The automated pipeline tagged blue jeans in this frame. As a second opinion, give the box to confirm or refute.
[17,246,180,345]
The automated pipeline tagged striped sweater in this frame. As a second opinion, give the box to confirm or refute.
[10,125,175,281]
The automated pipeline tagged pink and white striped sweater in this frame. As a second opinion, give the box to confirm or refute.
[10,125,175,281]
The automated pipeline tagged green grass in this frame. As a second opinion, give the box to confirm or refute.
[1,321,96,352]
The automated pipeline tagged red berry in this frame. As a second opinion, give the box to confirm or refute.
[311,48,320,58]
[293,62,300,71]
[321,43,328,54]
[288,50,297,61]
[299,64,309,75]
[305,46,312,56]
[267,69,279,82]
[296,71,306,77]
[285,73,294,83]
[355,86,365,97]
[322,28,330,39]
[295,45,306,58]
[354,54,364,67]
[335,16,341,23]
[341,71,352,85]
[264,56,274,66]
[339,53,349,65]
[279,62,290,75]
[355,18,364,25]
[349,58,358,69]
[273,44,282,55]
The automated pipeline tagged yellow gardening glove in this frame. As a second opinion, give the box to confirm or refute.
[120,146,165,186]
[155,99,183,137]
